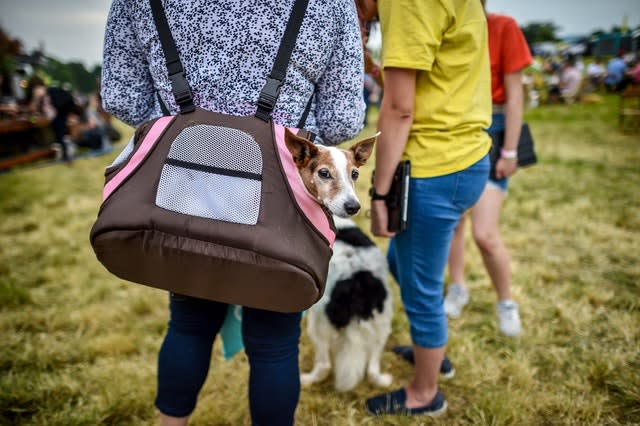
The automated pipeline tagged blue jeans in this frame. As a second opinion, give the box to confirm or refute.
[155,293,302,426]
[388,155,489,348]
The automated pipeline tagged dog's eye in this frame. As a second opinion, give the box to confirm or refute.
[318,168,331,179]
[351,169,359,181]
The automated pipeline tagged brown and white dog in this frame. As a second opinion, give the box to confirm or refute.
[284,128,376,218]
[285,129,393,392]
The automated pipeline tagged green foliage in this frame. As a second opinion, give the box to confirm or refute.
[1,26,100,95]
[0,27,22,75]
[41,57,101,95]
[521,22,560,44]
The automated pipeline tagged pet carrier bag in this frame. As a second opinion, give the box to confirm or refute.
[90,0,336,312]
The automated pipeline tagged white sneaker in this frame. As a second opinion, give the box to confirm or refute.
[497,300,521,336]
[444,283,469,318]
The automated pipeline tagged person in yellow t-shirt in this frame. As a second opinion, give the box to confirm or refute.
[367,0,491,417]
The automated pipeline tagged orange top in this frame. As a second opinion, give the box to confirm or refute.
[487,14,532,105]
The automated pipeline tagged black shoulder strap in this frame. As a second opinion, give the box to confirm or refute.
[149,0,195,114]
[297,92,313,129]
[156,91,170,116]
[149,0,309,121]
[255,0,310,122]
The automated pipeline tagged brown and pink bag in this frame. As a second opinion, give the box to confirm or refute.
[90,0,335,312]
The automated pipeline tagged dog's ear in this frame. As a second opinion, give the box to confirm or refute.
[349,131,379,167]
[285,128,319,169]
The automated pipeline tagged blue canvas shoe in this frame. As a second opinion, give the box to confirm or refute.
[365,388,447,417]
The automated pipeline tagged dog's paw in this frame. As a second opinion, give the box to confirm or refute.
[370,373,392,388]
[300,373,316,386]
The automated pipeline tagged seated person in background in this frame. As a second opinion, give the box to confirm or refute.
[47,83,84,161]
[628,60,640,86]
[73,93,113,152]
[604,50,628,92]
[586,57,605,92]
[27,76,56,121]
[94,79,122,142]
[542,57,563,103]
[0,73,20,118]
[545,70,561,103]
[559,56,582,103]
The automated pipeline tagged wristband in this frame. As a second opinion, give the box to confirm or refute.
[501,149,517,160]
[368,187,388,201]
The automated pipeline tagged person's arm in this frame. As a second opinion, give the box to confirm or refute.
[370,67,416,237]
[101,0,160,127]
[364,50,383,88]
[494,70,524,179]
[314,2,366,145]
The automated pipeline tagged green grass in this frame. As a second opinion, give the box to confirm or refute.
[1,96,639,425]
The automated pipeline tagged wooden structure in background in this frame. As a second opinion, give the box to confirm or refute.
[0,117,55,171]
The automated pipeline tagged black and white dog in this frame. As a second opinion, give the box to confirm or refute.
[301,216,393,392]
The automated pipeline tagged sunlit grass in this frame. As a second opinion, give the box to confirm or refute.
[1,96,639,425]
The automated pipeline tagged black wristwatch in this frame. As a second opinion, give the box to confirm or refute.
[369,187,388,201]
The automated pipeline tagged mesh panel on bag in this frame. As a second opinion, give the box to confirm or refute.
[157,165,261,224]
[168,125,262,173]
[156,124,263,225]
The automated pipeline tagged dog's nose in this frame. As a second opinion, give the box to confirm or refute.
[344,200,361,216]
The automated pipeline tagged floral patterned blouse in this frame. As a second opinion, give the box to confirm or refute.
[101,0,365,145]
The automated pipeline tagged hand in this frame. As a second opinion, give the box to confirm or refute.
[494,158,518,179]
[364,51,383,87]
[370,200,395,238]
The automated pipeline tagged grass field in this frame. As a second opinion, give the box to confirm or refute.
[1,96,639,425]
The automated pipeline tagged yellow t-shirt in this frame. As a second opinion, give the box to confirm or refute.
[379,0,492,177]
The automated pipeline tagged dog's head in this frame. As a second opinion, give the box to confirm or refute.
[285,129,377,218]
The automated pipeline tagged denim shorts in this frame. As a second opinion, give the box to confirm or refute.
[487,177,508,192]
[387,154,489,348]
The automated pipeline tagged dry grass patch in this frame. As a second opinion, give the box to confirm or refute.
[1,98,639,425]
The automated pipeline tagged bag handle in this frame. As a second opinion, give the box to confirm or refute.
[149,0,310,123]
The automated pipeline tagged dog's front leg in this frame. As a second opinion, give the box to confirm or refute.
[366,352,392,388]
[366,325,392,388]
[300,316,332,385]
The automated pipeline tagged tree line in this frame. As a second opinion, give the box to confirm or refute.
[2,20,637,97]
[1,27,101,95]
[520,21,640,44]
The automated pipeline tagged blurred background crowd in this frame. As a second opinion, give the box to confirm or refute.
[0,28,120,169]
[1,21,639,171]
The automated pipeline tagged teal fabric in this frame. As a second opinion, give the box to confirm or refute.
[219,306,308,360]
[220,305,244,359]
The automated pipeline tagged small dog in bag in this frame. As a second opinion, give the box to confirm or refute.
[284,128,377,218]
[301,216,393,392]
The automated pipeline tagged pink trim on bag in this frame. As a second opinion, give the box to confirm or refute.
[102,116,175,201]
[274,124,336,247]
